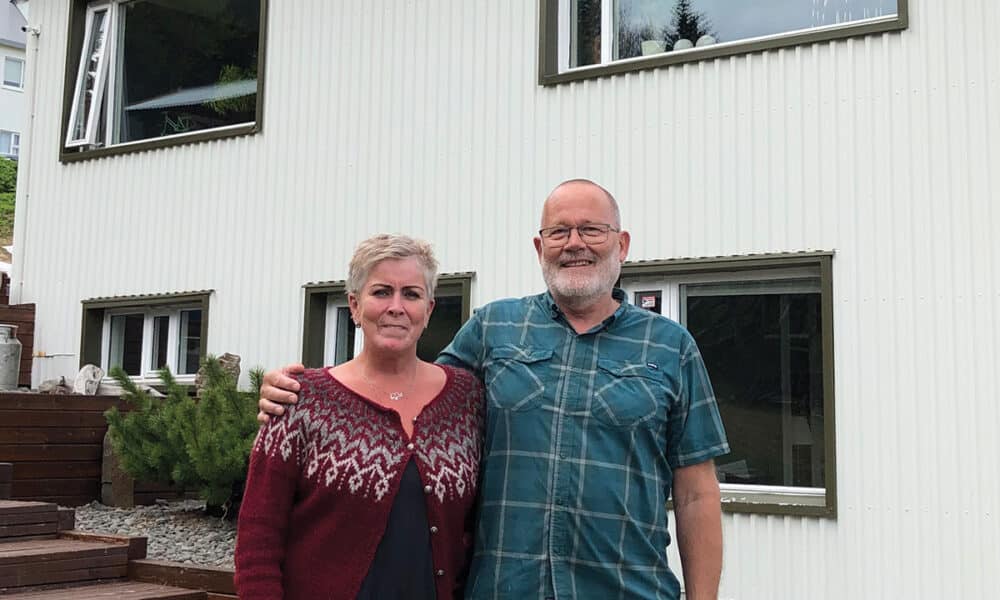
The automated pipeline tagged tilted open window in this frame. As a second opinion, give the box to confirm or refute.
[62,0,266,158]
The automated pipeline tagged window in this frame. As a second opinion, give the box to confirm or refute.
[539,0,908,83]
[0,131,19,158]
[2,57,24,89]
[621,253,836,517]
[63,0,265,157]
[302,274,474,367]
[80,291,211,382]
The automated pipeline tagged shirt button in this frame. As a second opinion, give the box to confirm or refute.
[407,443,415,451]
[436,569,444,576]
[424,485,432,494]
[430,526,438,534]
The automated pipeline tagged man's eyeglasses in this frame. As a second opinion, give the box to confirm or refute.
[538,223,620,246]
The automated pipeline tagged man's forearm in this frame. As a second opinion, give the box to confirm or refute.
[674,494,723,600]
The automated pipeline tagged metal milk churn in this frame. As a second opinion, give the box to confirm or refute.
[0,324,23,390]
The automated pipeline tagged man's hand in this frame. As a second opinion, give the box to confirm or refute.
[257,363,306,424]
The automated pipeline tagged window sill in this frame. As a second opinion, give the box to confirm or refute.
[1,84,24,92]
[539,12,908,86]
[60,121,259,163]
[721,486,835,518]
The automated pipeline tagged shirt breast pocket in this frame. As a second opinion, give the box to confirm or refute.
[592,359,665,428]
[484,346,553,411]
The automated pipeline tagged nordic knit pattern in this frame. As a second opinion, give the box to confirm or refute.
[235,365,485,600]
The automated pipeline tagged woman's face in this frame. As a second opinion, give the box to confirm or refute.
[349,257,435,355]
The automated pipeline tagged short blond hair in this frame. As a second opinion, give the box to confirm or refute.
[347,234,439,296]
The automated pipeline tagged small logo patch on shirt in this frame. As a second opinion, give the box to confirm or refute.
[646,362,658,370]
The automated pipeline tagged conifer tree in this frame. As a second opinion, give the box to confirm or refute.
[105,356,263,516]
[662,0,716,49]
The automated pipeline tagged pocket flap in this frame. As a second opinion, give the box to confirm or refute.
[597,358,663,381]
[489,346,553,364]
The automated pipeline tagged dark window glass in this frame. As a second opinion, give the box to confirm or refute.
[151,315,170,370]
[417,295,463,363]
[686,286,825,488]
[114,0,259,143]
[334,307,356,365]
[179,309,202,374]
[571,0,602,67]
[110,313,144,376]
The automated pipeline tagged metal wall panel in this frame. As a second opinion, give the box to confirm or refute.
[12,0,999,597]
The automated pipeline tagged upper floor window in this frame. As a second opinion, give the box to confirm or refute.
[62,0,265,159]
[621,253,836,517]
[2,57,24,89]
[539,0,907,83]
[0,131,19,159]
[81,291,211,383]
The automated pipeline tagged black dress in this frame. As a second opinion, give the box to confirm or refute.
[355,458,438,599]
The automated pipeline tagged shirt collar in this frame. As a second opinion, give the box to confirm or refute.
[543,288,629,330]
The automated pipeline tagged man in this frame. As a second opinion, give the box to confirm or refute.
[259,179,729,599]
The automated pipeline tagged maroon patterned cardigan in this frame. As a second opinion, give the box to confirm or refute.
[235,366,485,599]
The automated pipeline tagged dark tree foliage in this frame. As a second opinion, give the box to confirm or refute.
[662,0,717,49]
[105,356,263,517]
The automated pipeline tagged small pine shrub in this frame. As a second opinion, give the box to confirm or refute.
[105,356,262,517]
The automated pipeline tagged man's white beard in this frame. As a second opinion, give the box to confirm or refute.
[542,248,622,304]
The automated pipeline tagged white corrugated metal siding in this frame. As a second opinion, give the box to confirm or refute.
[12,0,999,597]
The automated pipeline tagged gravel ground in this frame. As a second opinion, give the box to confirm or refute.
[71,500,237,568]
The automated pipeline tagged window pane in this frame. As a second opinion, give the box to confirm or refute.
[613,0,898,61]
[178,309,202,375]
[70,8,110,141]
[114,0,260,144]
[150,315,170,370]
[3,58,23,88]
[109,313,144,376]
[686,286,825,488]
[417,295,463,363]
[334,307,356,365]
[571,0,602,67]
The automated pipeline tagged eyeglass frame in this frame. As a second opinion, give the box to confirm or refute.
[537,223,621,246]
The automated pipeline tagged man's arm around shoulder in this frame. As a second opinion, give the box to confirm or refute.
[673,459,723,600]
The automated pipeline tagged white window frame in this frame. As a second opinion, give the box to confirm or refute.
[100,305,202,383]
[0,130,19,158]
[323,298,364,366]
[65,2,115,148]
[620,254,836,517]
[2,56,25,90]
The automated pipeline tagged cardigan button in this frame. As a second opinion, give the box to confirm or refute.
[407,443,415,451]
[430,526,438,534]
[424,485,432,494]
[436,569,445,576]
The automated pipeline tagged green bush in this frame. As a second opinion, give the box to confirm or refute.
[105,356,263,516]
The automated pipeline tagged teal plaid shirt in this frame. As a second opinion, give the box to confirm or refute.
[438,289,729,600]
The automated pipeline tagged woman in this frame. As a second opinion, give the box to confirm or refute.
[235,234,485,599]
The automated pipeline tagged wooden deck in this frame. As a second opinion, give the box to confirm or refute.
[0,499,221,599]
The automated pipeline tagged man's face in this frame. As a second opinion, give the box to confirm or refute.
[534,182,630,304]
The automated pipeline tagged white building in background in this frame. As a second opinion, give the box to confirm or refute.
[10,0,1000,598]
[0,1,26,159]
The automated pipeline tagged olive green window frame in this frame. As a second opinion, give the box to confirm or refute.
[538,0,908,85]
[301,273,474,368]
[59,0,269,162]
[80,290,212,375]
[621,252,837,518]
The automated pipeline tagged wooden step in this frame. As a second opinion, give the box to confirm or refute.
[0,537,128,589]
[0,500,58,540]
[2,580,207,599]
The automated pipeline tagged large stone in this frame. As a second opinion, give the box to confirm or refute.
[195,352,240,396]
[74,364,105,394]
[101,430,135,507]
